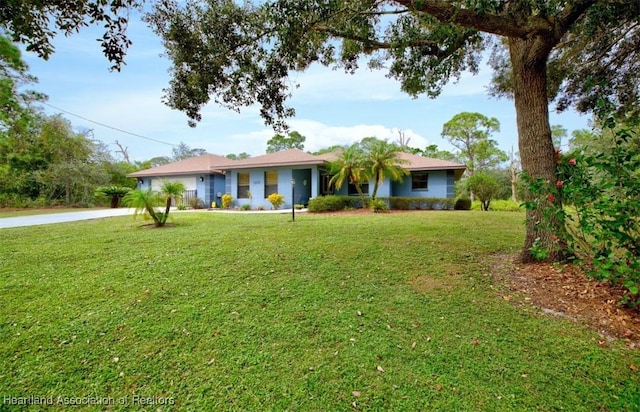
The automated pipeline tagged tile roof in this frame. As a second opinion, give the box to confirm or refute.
[128,153,234,177]
[223,149,326,170]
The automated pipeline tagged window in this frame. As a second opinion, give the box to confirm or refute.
[411,172,429,191]
[348,181,369,196]
[321,173,334,195]
[237,172,250,198]
[264,171,278,197]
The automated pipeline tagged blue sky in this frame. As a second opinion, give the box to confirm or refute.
[22,13,591,163]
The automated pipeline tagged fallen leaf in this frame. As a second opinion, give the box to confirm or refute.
[435,385,443,391]
[471,339,480,345]
[352,391,361,397]
[207,358,215,365]
[630,364,638,372]
[411,341,417,349]
[376,365,385,373]
[598,340,607,346]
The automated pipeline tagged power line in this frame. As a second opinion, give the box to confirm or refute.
[42,102,178,147]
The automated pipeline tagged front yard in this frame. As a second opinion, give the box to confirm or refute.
[1,211,638,410]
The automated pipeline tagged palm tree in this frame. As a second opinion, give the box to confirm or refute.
[160,181,186,216]
[122,181,186,227]
[122,188,164,227]
[362,138,408,200]
[327,143,369,208]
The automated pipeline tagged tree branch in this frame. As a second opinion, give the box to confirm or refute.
[393,0,529,38]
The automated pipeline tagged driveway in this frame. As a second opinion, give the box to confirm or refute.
[0,208,135,229]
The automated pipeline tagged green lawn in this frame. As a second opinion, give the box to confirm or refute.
[1,211,638,411]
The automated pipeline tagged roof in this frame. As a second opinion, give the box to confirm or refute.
[127,149,466,179]
[223,149,326,170]
[127,153,234,177]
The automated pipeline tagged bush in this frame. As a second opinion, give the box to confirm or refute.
[267,193,285,209]
[471,199,523,211]
[454,197,472,210]
[370,199,389,213]
[177,205,188,211]
[189,198,206,209]
[222,194,233,209]
[241,204,251,211]
[308,195,367,212]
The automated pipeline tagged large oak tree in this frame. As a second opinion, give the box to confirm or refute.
[145,0,640,261]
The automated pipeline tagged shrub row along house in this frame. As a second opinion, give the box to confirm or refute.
[128,149,466,209]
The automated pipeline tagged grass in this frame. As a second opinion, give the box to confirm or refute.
[1,211,639,411]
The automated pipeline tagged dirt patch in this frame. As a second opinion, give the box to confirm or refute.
[492,253,640,348]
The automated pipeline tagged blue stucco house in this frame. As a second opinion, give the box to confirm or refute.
[128,149,466,209]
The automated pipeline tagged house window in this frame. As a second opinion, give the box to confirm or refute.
[264,171,278,197]
[237,172,250,198]
[321,173,333,195]
[348,181,369,196]
[412,172,429,191]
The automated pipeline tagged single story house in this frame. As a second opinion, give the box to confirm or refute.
[128,149,466,209]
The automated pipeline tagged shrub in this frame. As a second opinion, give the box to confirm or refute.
[308,195,363,212]
[454,197,472,210]
[370,199,389,213]
[95,186,131,208]
[241,204,251,211]
[294,204,304,210]
[471,199,523,211]
[222,194,233,209]
[267,193,285,209]
[522,113,640,306]
[189,198,206,209]
[177,205,188,211]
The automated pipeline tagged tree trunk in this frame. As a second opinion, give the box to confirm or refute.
[509,37,565,263]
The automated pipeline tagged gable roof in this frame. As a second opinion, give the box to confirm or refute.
[223,149,326,170]
[128,153,234,177]
[396,152,466,179]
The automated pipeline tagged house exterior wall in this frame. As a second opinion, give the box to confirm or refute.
[226,166,318,209]
[151,176,197,191]
[391,170,452,198]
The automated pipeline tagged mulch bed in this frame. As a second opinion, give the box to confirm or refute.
[494,254,640,348]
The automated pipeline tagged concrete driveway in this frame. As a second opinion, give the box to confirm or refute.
[0,208,135,229]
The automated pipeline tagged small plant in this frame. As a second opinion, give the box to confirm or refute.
[222,194,233,209]
[370,199,389,213]
[177,205,188,211]
[454,196,472,210]
[241,204,251,211]
[257,205,265,211]
[294,204,304,210]
[529,238,550,261]
[189,198,206,209]
[267,193,285,210]
[95,186,131,208]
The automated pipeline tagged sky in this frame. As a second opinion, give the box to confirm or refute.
[21,11,591,163]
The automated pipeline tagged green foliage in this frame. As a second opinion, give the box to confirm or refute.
[1,0,140,71]
[370,198,389,213]
[221,194,233,209]
[266,131,305,153]
[241,204,251,211]
[361,138,409,200]
[441,112,506,176]
[387,197,454,210]
[177,204,188,211]
[522,115,640,306]
[454,196,472,211]
[266,192,285,210]
[95,186,131,208]
[467,172,500,211]
[471,199,522,212]
[171,141,206,161]
[307,195,364,212]
[189,197,205,209]
[122,188,165,226]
